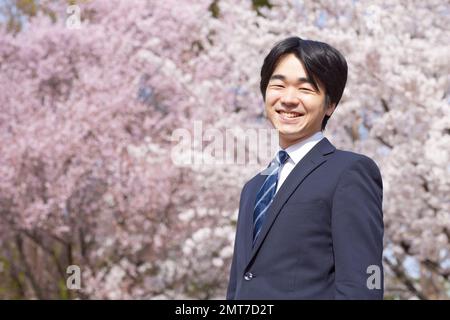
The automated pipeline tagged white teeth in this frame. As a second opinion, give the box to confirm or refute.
[280,111,301,118]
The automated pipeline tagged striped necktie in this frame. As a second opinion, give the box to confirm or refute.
[253,150,289,246]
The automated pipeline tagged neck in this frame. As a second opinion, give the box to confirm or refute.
[279,131,322,149]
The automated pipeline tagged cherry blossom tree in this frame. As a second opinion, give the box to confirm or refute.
[0,0,448,299]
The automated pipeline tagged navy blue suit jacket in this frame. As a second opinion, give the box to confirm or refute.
[227,138,384,299]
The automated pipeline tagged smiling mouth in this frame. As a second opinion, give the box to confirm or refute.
[276,110,304,118]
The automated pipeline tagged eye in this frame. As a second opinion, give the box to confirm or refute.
[270,84,284,89]
[299,87,314,92]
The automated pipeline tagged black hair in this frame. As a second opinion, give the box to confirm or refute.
[260,36,348,130]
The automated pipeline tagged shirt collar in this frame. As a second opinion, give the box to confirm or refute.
[282,131,324,165]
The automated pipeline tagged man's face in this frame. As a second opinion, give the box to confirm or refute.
[264,53,335,149]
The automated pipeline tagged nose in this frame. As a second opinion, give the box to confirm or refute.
[280,87,299,105]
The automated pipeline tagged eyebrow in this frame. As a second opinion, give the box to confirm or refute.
[269,74,312,84]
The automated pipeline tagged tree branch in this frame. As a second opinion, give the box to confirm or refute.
[383,257,427,300]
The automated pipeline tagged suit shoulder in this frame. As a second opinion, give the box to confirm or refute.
[330,149,382,186]
[241,172,262,192]
[333,149,380,171]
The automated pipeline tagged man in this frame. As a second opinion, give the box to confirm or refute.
[226,37,384,299]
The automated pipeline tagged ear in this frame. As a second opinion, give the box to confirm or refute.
[325,103,336,117]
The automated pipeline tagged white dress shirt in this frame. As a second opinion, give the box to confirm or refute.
[275,131,324,193]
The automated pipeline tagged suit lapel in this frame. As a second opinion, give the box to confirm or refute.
[247,138,336,266]
[244,173,265,265]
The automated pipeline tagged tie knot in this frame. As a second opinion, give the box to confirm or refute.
[275,150,289,166]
